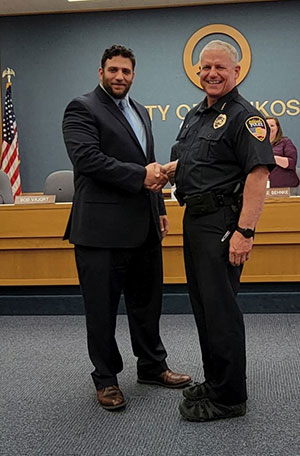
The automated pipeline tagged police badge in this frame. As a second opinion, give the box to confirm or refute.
[213,114,227,129]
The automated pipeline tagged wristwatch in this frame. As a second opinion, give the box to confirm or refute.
[236,226,255,239]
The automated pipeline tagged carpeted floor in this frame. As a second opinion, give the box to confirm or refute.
[1,314,299,456]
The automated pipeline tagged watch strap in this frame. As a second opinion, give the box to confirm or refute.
[236,226,255,238]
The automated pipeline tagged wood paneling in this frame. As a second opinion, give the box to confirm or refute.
[0,198,299,285]
[162,198,300,283]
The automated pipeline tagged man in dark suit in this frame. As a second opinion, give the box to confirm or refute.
[63,45,191,411]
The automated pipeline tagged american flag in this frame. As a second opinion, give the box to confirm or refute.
[1,83,21,198]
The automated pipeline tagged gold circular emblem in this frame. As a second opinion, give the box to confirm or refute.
[183,24,251,90]
[213,114,227,129]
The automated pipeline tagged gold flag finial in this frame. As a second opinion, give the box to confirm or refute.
[2,67,15,87]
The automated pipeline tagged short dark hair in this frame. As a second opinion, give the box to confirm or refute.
[101,45,136,70]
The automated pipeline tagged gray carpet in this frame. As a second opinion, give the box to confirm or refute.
[1,314,299,456]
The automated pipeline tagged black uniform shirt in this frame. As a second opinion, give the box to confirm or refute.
[175,87,276,197]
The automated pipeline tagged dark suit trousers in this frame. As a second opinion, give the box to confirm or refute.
[74,234,168,389]
[183,206,247,405]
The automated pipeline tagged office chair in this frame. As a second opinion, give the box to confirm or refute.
[290,168,300,196]
[43,170,74,202]
[0,170,14,204]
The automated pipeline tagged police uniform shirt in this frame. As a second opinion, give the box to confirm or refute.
[175,87,276,197]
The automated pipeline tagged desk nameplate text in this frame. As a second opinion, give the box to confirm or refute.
[266,188,290,198]
[15,195,56,204]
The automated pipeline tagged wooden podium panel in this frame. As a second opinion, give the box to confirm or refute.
[162,198,300,283]
[0,203,77,285]
[0,198,299,285]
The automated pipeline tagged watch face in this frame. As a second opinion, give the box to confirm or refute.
[244,229,254,238]
[237,226,254,238]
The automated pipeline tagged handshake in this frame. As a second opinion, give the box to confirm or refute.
[144,161,178,193]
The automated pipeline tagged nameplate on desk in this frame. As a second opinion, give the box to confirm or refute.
[266,188,290,198]
[15,195,56,204]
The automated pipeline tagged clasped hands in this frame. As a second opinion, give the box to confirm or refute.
[144,160,178,192]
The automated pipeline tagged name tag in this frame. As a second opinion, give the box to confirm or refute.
[15,195,56,204]
[266,188,290,198]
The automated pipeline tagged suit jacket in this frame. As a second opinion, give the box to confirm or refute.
[62,85,165,248]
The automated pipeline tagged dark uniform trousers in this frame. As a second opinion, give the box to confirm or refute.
[74,224,168,390]
[183,205,247,406]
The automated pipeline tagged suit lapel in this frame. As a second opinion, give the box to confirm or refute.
[94,86,146,157]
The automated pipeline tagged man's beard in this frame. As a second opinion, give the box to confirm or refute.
[102,79,131,99]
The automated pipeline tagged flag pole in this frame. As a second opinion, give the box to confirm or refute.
[1,67,22,198]
[1,68,16,163]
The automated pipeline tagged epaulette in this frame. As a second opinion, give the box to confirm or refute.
[232,94,258,114]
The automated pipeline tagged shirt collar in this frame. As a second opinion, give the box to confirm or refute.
[196,87,239,114]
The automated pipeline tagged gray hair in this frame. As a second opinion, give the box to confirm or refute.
[199,40,239,65]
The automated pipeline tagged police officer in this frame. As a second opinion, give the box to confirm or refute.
[163,40,275,421]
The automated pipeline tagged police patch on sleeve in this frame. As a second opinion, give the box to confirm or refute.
[245,116,267,141]
[213,114,227,129]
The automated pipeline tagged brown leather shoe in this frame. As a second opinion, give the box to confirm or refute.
[138,369,191,389]
[97,385,126,410]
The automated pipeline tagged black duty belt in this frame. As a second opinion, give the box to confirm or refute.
[184,191,241,216]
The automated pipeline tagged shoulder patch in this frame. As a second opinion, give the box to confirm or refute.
[245,116,267,141]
